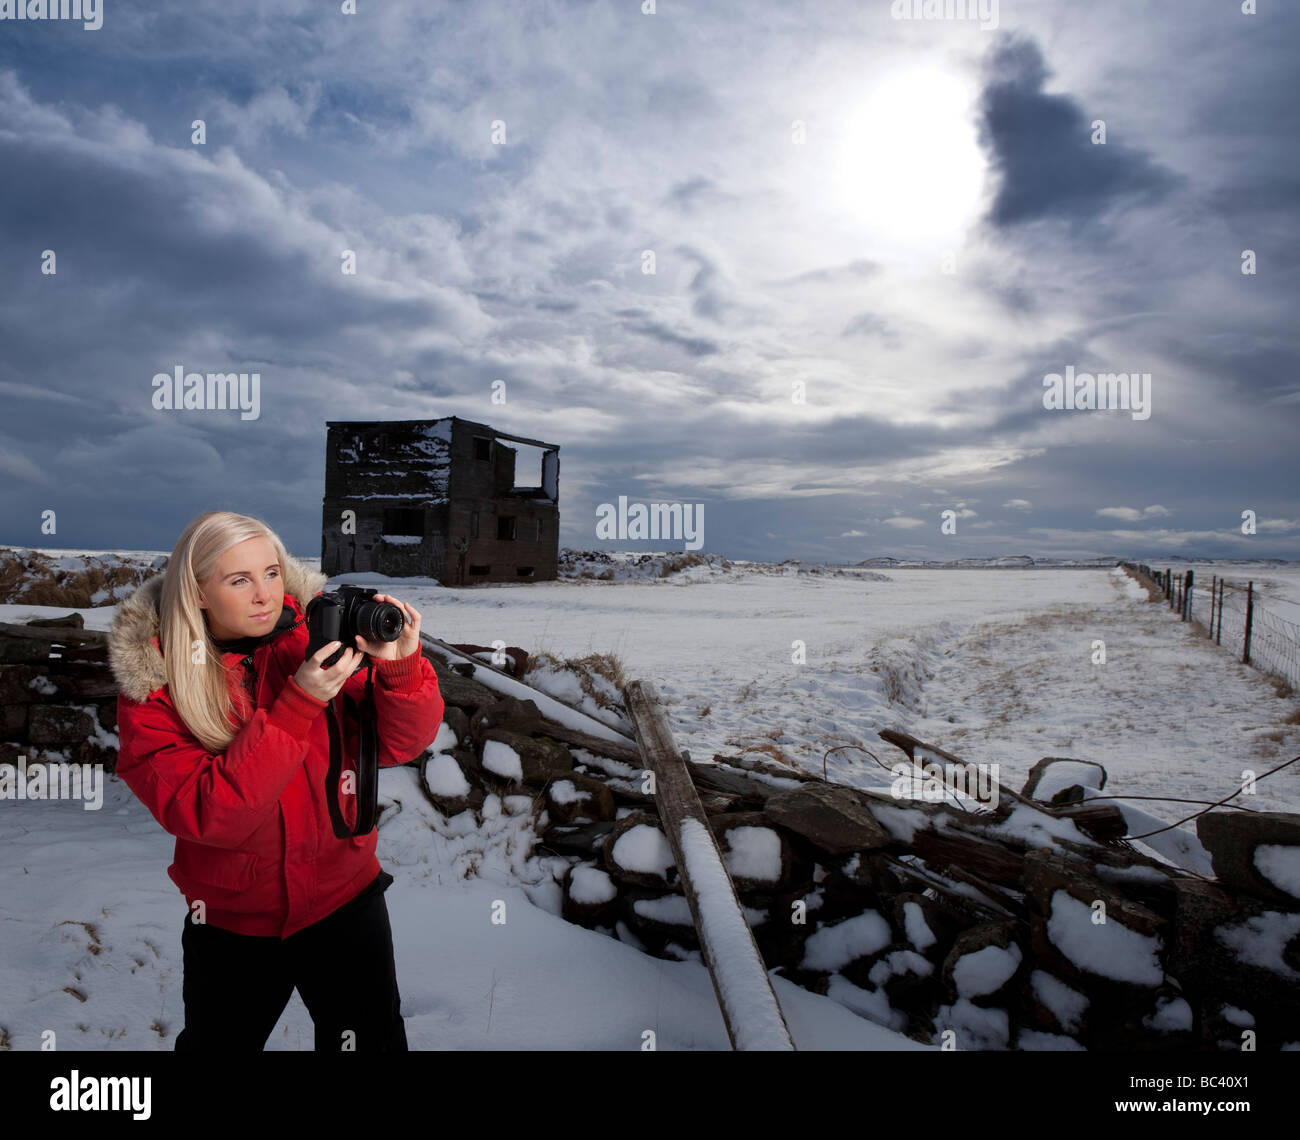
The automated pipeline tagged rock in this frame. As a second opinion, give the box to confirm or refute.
[0,638,50,665]
[540,819,615,857]
[842,944,939,1031]
[430,659,498,711]
[440,705,470,747]
[545,772,616,824]
[941,921,1025,1006]
[25,613,85,629]
[623,887,699,940]
[27,705,96,745]
[1285,930,1300,974]
[0,664,48,705]
[602,812,680,889]
[479,728,574,786]
[1023,850,1167,1000]
[1167,875,1300,1041]
[1197,810,1300,906]
[891,891,962,961]
[1022,758,1108,802]
[763,780,893,854]
[733,887,815,971]
[419,750,484,816]
[475,695,546,734]
[707,811,803,892]
[562,861,621,926]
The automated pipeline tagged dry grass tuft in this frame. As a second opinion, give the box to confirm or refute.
[0,548,156,607]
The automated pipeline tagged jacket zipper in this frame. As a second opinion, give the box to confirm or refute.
[240,654,258,710]
[234,612,304,713]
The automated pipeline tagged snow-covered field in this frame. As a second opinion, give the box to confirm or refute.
[2,550,1298,1050]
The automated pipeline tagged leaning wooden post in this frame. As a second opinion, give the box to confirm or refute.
[1244,581,1254,666]
[1183,569,1194,622]
[622,679,796,1051]
[1216,579,1224,645]
[1209,574,1217,636]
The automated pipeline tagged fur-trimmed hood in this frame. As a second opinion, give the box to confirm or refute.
[108,551,328,703]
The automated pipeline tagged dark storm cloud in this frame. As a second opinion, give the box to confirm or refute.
[978,36,1186,229]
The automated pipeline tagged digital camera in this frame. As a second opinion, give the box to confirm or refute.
[304,585,404,668]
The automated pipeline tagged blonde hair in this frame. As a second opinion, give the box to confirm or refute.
[158,511,293,753]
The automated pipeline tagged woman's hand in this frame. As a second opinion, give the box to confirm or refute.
[352,594,422,661]
[293,641,365,702]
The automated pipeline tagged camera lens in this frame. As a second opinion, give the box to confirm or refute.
[357,600,404,642]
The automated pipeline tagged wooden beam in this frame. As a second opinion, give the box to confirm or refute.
[622,679,796,1051]
[0,621,107,645]
[878,728,1037,815]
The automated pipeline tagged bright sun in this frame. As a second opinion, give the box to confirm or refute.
[834,65,987,257]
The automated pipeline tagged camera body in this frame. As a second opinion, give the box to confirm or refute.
[304,585,404,668]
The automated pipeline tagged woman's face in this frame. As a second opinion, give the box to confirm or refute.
[198,536,285,643]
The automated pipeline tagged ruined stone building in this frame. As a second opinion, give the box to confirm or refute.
[320,417,560,585]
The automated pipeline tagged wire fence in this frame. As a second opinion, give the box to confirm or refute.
[1121,562,1300,692]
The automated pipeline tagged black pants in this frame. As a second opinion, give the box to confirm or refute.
[174,870,407,1052]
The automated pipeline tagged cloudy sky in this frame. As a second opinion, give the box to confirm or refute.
[1,0,1296,563]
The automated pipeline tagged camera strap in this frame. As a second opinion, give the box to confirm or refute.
[324,661,380,838]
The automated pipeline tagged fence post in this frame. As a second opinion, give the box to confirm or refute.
[1183,569,1193,621]
[1243,581,1254,665]
[1209,574,1217,635]
[1216,578,1224,644]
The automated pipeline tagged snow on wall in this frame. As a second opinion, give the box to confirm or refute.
[800,910,892,971]
[482,740,523,781]
[1255,845,1300,899]
[952,943,1022,999]
[611,824,675,879]
[1046,890,1163,985]
[1030,970,1089,1033]
[721,826,782,883]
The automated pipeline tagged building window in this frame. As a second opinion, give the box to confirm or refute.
[497,516,516,540]
[381,507,423,536]
[469,564,490,576]
[471,511,479,538]
[516,566,535,577]
[474,437,492,461]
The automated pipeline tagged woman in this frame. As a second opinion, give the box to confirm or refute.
[108,510,444,1051]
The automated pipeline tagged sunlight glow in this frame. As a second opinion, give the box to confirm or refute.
[834,64,987,256]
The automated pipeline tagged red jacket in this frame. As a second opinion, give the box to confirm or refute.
[112,588,443,938]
